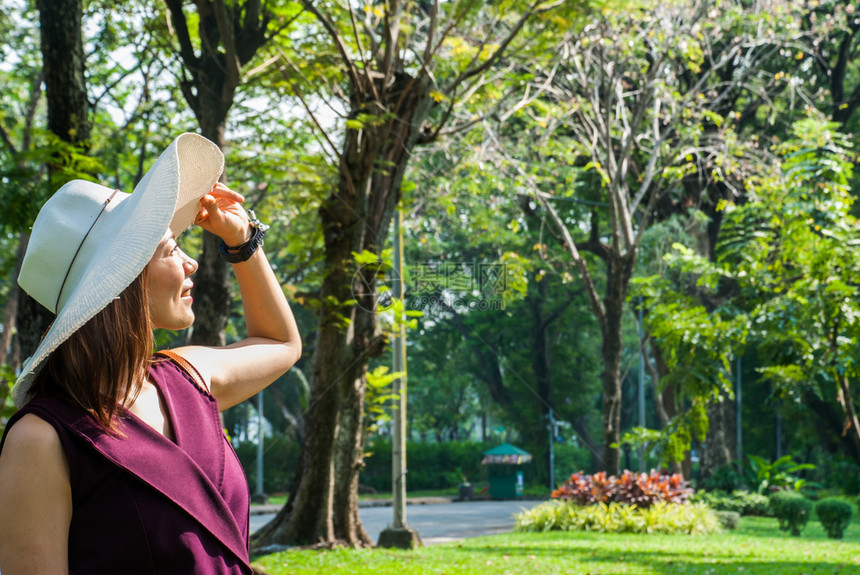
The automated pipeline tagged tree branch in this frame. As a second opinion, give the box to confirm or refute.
[300,0,362,96]
[536,191,607,329]
[212,0,242,90]
[443,0,563,96]
[276,50,353,196]
[164,0,200,74]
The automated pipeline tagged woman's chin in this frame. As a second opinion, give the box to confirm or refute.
[151,315,194,332]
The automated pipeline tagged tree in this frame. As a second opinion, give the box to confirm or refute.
[14,0,93,369]
[639,118,860,474]
[512,3,742,474]
[802,0,860,129]
[486,0,814,475]
[161,0,287,346]
[253,0,573,547]
[395,144,606,481]
[633,0,860,479]
[0,1,42,373]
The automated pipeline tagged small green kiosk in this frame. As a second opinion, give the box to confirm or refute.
[482,443,532,499]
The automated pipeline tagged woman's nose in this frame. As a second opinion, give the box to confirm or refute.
[181,251,198,275]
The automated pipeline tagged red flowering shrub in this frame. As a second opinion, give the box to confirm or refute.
[551,471,619,505]
[552,469,693,508]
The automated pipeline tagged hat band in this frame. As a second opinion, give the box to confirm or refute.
[54,189,120,313]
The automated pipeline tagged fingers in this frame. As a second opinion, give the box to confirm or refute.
[195,185,244,223]
[193,184,252,246]
[209,182,245,203]
[194,205,210,224]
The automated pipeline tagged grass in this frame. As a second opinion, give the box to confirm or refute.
[252,516,860,575]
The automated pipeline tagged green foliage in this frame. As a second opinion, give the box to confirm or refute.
[814,497,853,540]
[634,117,860,466]
[741,454,815,495]
[234,435,301,494]
[690,490,770,517]
[821,458,860,496]
[444,466,470,487]
[0,134,104,233]
[715,511,740,530]
[514,500,721,535]
[769,490,813,536]
[0,365,17,436]
[364,366,402,436]
[361,439,498,492]
[619,404,709,468]
[701,463,744,493]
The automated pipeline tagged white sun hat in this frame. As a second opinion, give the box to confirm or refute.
[13,133,224,407]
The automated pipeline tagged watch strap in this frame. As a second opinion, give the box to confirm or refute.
[218,210,269,264]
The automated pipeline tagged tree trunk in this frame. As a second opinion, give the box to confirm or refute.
[645,340,694,477]
[163,0,269,347]
[254,70,433,548]
[646,340,673,426]
[190,230,231,346]
[0,256,20,369]
[700,397,736,482]
[600,252,635,475]
[530,285,554,484]
[803,389,860,463]
[836,374,860,458]
[183,68,233,348]
[37,0,90,145]
[332,372,371,545]
[18,0,91,363]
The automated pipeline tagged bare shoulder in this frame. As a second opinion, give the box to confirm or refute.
[0,412,69,485]
[2,413,62,456]
[1,413,64,460]
[0,414,72,575]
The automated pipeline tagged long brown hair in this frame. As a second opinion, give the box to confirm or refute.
[31,268,153,431]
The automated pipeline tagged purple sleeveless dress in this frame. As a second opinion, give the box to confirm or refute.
[0,357,253,574]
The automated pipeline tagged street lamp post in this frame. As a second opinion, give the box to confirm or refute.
[377,207,421,549]
[736,356,743,464]
[638,299,646,472]
[548,409,556,490]
[251,391,268,504]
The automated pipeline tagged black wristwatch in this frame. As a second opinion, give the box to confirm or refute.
[218,210,269,263]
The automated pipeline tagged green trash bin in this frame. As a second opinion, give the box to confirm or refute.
[482,443,531,500]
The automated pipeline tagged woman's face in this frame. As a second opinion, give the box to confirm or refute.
[146,231,198,330]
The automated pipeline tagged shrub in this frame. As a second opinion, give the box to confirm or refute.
[514,500,721,535]
[360,439,499,492]
[691,490,771,516]
[769,490,812,536]
[701,463,744,492]
[742,454,816,494]
[715,511,740,530]
[234,435,301,494]
[552,470,693,508]
[815,498,853,539]
[816,458,859,495]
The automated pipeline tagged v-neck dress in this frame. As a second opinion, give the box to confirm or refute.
[0,356,252,574]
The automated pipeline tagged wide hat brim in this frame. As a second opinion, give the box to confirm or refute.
[13,133,224,407]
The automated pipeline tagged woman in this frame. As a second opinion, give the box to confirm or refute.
[0,133,301,574]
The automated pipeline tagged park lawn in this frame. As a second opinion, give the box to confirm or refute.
[252,516,860,575]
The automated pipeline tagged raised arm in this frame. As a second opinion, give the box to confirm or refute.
[172,182,302,410]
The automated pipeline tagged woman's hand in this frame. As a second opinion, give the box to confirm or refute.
[194,182,250,246]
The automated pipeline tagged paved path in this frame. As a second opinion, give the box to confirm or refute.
[250,499,544,545]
